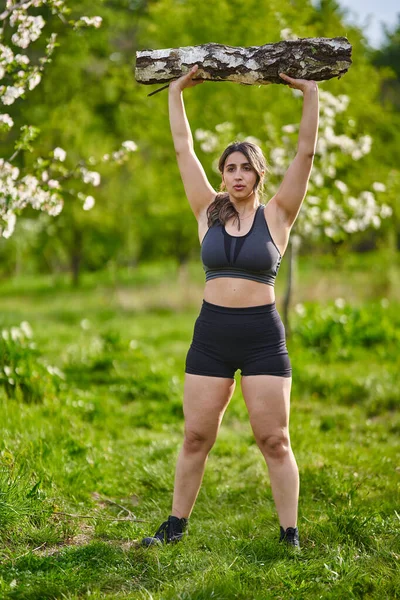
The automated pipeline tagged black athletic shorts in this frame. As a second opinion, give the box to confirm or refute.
[185,299,292,379]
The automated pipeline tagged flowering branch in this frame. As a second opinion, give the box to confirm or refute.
[194,87,392,243]
[0,1,138,238]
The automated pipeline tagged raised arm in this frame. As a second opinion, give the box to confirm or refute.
[271,73,319,227]
[169,65,216,219]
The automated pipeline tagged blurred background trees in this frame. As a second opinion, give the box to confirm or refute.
[1,0,399,286]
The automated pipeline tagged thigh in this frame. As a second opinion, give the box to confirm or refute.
[183,374,236,440]
[241,375,292,439]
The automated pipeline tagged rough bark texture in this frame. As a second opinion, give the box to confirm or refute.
[135,37,352,86]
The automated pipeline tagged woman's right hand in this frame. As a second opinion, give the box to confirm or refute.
[169,64,204,93]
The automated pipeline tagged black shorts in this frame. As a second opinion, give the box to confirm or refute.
[185,300,292,379]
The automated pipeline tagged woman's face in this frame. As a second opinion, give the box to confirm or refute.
[222,151,259,201]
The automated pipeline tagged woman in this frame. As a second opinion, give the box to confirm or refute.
[142,64,319,549]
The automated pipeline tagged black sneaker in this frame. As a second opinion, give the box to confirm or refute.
[279,526,300,548]
[141,515,188,547]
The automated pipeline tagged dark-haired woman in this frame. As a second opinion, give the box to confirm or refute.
[142,65,319,548]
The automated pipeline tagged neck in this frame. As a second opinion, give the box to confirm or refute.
[231,197,260,217]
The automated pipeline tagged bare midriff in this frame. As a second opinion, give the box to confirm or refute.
[203,277,275,308]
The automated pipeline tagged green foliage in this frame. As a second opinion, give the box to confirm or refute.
[2,0,400,277]
[372,15,400,110]
[0,322,63,403]
[292,299,400,355]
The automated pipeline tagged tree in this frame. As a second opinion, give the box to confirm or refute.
[0,0,137,274]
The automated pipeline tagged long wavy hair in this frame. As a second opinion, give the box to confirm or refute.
[206,141,268,230]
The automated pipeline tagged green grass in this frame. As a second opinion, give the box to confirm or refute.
[0,254,399,599]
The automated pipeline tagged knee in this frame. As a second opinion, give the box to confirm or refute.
[257,430,290,460]
[183,428,214,455]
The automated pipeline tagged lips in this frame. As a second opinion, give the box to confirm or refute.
[234,185,245,190]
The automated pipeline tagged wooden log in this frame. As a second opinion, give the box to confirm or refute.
[135,38,352,89]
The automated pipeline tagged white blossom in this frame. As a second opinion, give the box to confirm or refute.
[326,165,336,178]
[199,132,218,153]
[46,198,63,216]
[371,215,381,228]
[0,44,14,64]
[270,147,286,167]
[282,124,297,133]
[244,135,262,146]
[324,227,336,238]
[0,113,13,128]
[79,16,103,28]
[1,211,16,238]
[28,72,41,90]
[360,191,375,207]
[334,180,348,194]
[294,303,306,317]
[53,147,66,161]
[83,195,95,210]
[215,122,233,133]
[314,173,324,187]
[372,182,386,192]
[1,85,24,105]
[10,15,46,49]
[195,129,208,141]
[47,179,60,189]
[15,54,30,65]
[343,219,358,233]
[380,204,392,218]
[20,321,33,338]
[121,140,137,152]
[322,210,334,223]
[335,298,345,309]
[280,28,298,40]
[81,168,100,186]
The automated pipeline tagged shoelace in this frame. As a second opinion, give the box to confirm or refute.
[154,520,169,540]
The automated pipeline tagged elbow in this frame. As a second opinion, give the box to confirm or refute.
[173,136,193,154]
[174,141,193,155]
[298,149,315,160]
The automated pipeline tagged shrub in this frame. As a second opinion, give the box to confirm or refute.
[0,322,64,403]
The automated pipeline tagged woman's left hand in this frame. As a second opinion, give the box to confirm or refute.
[279,73,317,93]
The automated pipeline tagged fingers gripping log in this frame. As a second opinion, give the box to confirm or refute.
[135,38,352,92]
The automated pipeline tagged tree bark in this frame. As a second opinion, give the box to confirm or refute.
[283,238,294,338]
[135,37,352,86]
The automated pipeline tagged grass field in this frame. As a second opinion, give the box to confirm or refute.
[0,252,399,599]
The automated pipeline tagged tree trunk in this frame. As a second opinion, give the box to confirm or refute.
[70,230,83,288]
[283,240,295,338]
[135,37,352,86]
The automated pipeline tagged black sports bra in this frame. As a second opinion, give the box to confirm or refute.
[200,204,282,287]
